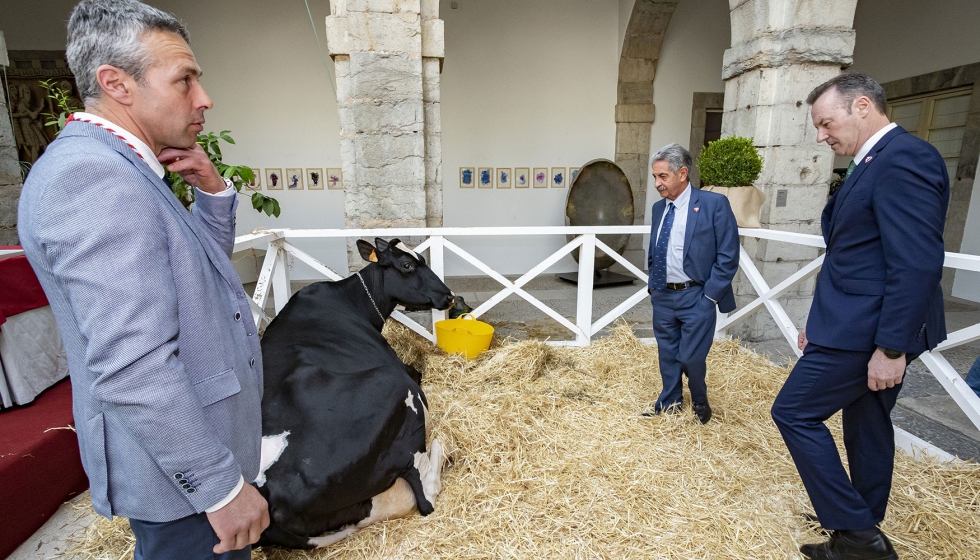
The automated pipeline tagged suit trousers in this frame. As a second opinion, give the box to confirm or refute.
[651,287,717,410]
[130,513,251,560]
[771,342,914,530]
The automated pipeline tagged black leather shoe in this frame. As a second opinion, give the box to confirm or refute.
[693,402,712,424]
[800,529,898,560]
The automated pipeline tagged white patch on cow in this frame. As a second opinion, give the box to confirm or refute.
[414,438,444,505]
[395,242,420,261]
[307,525,358,548]
[254,431,289,487]
[405,390,418,414]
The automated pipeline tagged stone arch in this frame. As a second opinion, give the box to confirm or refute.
[615,0,678,265]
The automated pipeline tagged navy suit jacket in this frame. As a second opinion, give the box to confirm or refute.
[806,126,949,353]
[647,187,740,313]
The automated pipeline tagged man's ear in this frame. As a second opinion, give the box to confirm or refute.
[375,238,391,254]
[95,64,136,106]
[356,239,378,263]
[678,166,689,183]
[853,95,872,118]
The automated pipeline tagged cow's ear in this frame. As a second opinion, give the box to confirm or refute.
[356,239,379,263]
[375,237,392,254]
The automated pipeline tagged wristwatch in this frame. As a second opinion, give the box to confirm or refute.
[877,346,903,360]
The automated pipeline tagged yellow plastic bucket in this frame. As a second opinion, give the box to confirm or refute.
[435,313,494,359]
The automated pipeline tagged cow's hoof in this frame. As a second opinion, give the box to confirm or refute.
[422,438,444,503]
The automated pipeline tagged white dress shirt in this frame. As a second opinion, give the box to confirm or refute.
[72,112,235,198]
[655,183,693,284]
[854,122,898,167]
[72,112,241,511]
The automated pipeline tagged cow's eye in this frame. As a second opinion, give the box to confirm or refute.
[402,262,414,270]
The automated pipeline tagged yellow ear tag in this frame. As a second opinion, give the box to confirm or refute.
[369,251,378,262]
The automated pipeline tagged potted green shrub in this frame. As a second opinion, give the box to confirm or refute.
[696,135,765,228]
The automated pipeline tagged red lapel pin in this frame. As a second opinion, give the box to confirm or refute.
[694,207,700,213]
[865,156,873,163]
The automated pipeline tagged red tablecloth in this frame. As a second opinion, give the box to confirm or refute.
[0,248,49,327]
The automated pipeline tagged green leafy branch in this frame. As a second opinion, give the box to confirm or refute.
[38,79,82,131]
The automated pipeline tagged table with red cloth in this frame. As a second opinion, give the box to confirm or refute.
[0,247,69,408]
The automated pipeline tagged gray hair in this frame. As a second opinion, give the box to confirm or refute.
[806,72,887,114]
[651,143,694,175]
[67,0,190,105]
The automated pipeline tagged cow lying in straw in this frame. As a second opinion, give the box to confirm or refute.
[255,238,455,549]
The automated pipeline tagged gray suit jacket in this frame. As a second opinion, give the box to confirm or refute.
[18,120,263,522]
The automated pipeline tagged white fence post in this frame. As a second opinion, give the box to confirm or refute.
[271,242,291,315]
[429,235,446,336]
[576,234,595,346]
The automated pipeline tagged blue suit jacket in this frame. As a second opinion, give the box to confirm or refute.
[18,121,263,522]
[647,187,740,313]
[806,126,949,353]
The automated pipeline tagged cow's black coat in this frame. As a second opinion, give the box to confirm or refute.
[257,238,454,548]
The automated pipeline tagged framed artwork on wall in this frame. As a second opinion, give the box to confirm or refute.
[533,168,548,188]
[478,167,493,188]
[266,168,283,190]
[569,167,581,185]
[307,168,324,190]
[285,168,304,190]
[514,167,530,188]
[496,168,512,188]
[551,167,566,188]
[326,168,344,189]
[459,167,475,188]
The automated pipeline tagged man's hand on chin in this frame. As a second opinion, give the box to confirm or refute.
[867,348,905,391]
[158,144,226,194]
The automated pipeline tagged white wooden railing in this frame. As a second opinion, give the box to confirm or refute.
[236,226,980,461]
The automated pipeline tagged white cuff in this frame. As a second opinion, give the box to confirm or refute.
[705,294,717,303]
[205,475,244,513]
[197,178,236,197]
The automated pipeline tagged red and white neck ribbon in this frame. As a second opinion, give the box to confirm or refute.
[66,113,144,160]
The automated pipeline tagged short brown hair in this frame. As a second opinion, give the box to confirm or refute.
[806,72,887,114]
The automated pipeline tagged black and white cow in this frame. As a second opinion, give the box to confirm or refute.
[255,238,455,549]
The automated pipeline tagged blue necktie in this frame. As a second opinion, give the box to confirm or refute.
[652,202,675,290]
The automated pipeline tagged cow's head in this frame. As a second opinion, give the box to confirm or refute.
[357,238,455,312]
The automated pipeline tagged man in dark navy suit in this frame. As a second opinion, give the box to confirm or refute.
[772,73,949,560]
[645,144,739,424]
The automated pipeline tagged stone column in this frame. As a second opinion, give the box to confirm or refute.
[616,0,676,268]
[325,0,444,268]
[0,91,23,246]
[721,0,857,342]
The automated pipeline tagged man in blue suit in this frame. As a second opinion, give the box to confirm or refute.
[772,73,949,560]
[18,1,268,557]
[646,144,739,424]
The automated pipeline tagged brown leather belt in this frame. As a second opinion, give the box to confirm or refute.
[664,281,701,291]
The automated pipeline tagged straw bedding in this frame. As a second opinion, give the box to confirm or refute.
[69,323,979,559]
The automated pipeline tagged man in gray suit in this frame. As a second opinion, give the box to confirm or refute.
[18,1,268,557]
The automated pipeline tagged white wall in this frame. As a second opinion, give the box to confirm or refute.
[440,0,619,275]
[643,0,730,219]
[849,0,980,302]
